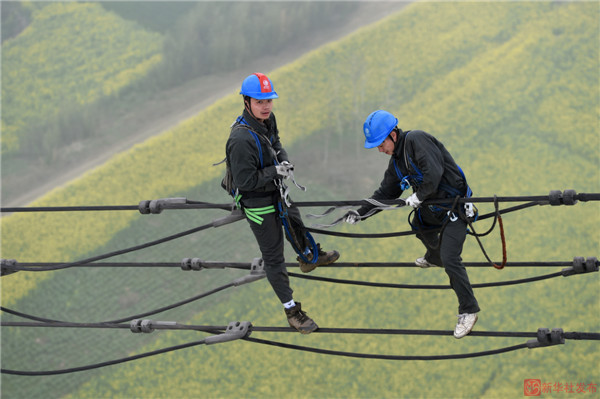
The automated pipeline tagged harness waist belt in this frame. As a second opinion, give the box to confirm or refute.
[238,189,277,199]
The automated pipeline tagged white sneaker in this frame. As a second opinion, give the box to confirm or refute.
[454,313,478,338]
[415,257,442,268]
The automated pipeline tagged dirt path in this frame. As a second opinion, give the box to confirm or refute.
[4,2,410,207]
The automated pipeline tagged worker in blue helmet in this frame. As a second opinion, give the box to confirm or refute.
[223,73,340,334]
[345,110,480,339]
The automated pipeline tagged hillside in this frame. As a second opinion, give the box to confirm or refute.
[1,1,407,207]
[1,2,598,399]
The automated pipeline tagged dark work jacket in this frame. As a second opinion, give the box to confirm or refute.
[358,129,467,217]
[225,109,289,208]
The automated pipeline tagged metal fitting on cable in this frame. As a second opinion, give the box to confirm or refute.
[205,321,252,345]
[548,190,578,206]
[181,258,205,271]
[232,258,266,286]
[181,258,229,271]
[563,256,599,276]
[138,197,187,214]
[130,319,177,333]
[1,259,18,276]
[212,209,245,227]
[527,328,565,348]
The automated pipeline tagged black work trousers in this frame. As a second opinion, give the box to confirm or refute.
[412,207,480,314]
[246,204,308,304]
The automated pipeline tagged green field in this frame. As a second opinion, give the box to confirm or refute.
[1,2,598,398]
[1,2,163,154]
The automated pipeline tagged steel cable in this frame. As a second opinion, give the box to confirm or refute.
[4,260,577,269]
[3,321,598,375]
[0,281,236,325]
[1,339,210,376]
[288,270,568,289]
[4,222,217,272]
[2,192,598,214]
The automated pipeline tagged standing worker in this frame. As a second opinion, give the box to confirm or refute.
[344,109,479,338]
[224,73,339,334]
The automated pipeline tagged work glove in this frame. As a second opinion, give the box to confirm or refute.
[404,193,422,209]
[465,202,476,218]
[344,210,361,225]
[275,161,294,179]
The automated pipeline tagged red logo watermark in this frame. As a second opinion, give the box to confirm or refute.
[525,379,542,396]
[524,380,597,396]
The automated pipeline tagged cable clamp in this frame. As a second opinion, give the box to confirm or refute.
[1,259,18,276]
[138,197,187,214]
[130,319,177,333]
[181,258,204,271]
[548,190,578,206]
[232,258,266,286]
[562,256,599,276]
[205,321,252,345]
[181,258,232,271]
[527,328,565,348]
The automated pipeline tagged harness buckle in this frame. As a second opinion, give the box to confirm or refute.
[400,176,411,191]
[447,211,458,222]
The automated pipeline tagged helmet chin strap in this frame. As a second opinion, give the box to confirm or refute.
[391,128,402,149]
[244,96,262,122]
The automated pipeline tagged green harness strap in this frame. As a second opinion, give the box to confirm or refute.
[244,205,276,225]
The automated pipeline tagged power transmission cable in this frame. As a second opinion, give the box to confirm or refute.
[2,320,596,375]
[288,270,569,289]
[1,221,219,272]
[1,191,595,274]
[1,190,597,376]
[3,260,581,269]
[0,281,236,325]
[6,320,600,339]
[1,339,210,376]
[2,191,598,214]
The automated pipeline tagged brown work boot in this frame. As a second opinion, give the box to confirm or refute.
[285,302,318,334]
[297,243,340,273]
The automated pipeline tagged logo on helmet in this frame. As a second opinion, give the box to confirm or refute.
[365,128,371,138]
[261,78,271,92]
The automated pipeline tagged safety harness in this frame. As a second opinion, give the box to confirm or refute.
[394,132,506,269]
[223,116,320,264]
[393,132,475,228]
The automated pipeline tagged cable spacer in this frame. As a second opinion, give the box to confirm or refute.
[205,321,252,345]
[232,258,266,286]
[527,328,565,348]
[0,259,18,276]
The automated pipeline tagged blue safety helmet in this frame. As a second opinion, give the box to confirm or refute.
[240,73,279,100]
[363,110,398,149]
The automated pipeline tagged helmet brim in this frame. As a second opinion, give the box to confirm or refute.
[239,91,279,100]
[364,137,386,149]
